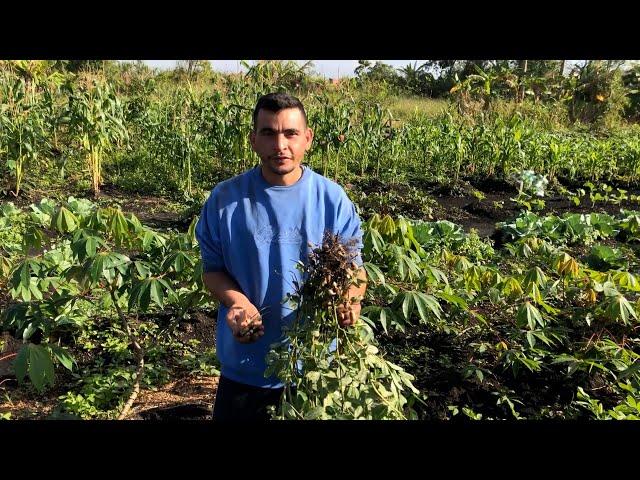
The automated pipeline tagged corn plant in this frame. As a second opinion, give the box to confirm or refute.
[67,77,128,197]
[0,73,47,196]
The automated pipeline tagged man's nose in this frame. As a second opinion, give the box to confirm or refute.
[275,133,287,151]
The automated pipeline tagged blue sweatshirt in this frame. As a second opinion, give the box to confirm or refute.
[195,165,363,388]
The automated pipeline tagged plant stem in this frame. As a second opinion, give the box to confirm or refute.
[110,287,144,420]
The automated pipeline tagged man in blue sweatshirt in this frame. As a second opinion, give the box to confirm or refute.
[196,92,367,421]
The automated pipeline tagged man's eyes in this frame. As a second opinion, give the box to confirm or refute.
[260,131,298,137]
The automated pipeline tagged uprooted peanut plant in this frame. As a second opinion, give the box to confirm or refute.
[265,232,420,419]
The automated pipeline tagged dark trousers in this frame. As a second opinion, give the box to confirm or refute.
[213,375,288,421]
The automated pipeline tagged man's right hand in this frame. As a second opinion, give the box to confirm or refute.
[226,302,264,344]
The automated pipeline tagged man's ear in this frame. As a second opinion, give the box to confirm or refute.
[305,127,314,151]
[249,130,256,150]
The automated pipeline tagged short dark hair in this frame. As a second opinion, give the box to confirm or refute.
[252,92,307,131]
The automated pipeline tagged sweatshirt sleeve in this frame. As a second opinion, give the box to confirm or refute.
[337,192,364,267]
[195,189,226,273]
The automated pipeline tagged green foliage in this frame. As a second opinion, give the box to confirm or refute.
[3,60,640,200]
[0,198,211,406]
[2,59,640,420]
[568,60,630,127]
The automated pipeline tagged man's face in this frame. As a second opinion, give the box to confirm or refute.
[250,108,313,177]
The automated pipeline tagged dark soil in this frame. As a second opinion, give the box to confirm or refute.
[378,325,595,420]
[352,175,640,242]
[0,311,219,420]
[137,403,212,421]
[0,183,192,231]
[96,184,191,230]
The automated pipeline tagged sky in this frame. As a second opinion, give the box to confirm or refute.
[126,60,587,79]
[131,60,428,78]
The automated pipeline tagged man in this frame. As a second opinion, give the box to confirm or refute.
[196,92,367,421]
